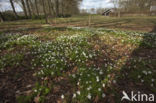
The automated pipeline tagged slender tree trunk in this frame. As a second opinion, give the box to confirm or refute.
[55,0,59,17]
[29,0,35,16]
[10,0,18,19]
[118,0,121,18]
[21,0,28,18]
[118,10,121,18]
[50,0,56,16]
[35,0,39,16]
[61,0,64,16]
[26,0,32,18]
[41,0,48,23]
[47,0,52,16]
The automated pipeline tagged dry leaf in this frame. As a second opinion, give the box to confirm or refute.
[94,95,99,103]
[72,66,78,73]
[34,94,40,103]
[94,44,100,50]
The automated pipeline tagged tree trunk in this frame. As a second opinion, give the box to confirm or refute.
[41,0,48,23]
[47,0,52,16]
[118,0,121,18]
[21,0,28,18]
[26,0,32,18]
[55,0,59,17]
[118,10,121,18]
[10,0,18,19]
[29,0,35,16]
[35,0,39,16]
[50,0,56,16]
[61,0,64,16]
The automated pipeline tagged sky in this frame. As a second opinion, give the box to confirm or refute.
[0,0,22,11]
[80,0,113,9]
[0,0,113,12]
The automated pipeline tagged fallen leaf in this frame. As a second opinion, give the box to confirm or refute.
[34,94,40,103]
[94,44,100,50]
[72,66,78,73]
[94,95,99,103]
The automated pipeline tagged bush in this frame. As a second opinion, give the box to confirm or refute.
[1,11,46,21]
[2,11,17,21]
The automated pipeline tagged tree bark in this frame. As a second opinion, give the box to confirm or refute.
[35,0,39,16]
[26,0,32,18]
[50,0,56,16]
[41,0,48,23]
[61,0,64,16]
[29,0,35,16]
[21,0,28,18]
[47,0,52,16]
[55,0,59,17]
[10,0,18,18]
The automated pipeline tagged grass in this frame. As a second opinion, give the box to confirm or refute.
[0,15,156,33]
[0,15,156,103]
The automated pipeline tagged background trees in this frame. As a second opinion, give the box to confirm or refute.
[0,0,82,22]
[9,0,18,18]
[111,0,155,13]
[0,4,5,22]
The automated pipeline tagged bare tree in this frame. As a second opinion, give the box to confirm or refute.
[41,0,48,23]
[9,0,18,18]
[110,0,121,17]
[26,0,32,17]
[47,0,53,16]
[20,0,28,18]
[50,0,56,16]
[114,0,156,12]
[29,0,35,16]
[55,0,59,17]
[35,0,39,16]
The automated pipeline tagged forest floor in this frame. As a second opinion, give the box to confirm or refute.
[0,15,156,103]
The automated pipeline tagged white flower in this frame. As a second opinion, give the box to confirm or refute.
[38,72,41,75]
[102,93,106,98]
[87,93,91,99]
[34,89,37,92]
[72,74,76,78]
[89,54,92,58]
[141,79,144,83]
[87,74,90,77]
[87,86,92,91]
[51,72,54,75]
[138,75,141,78]
[151,84,154,87]
[73,93,76,98]
[77,91,80,95]
[98,88,101,91]
[96,76,99,82]
[113,80,116,84]
[108,74,111,78]
[77,82,80,85]
[82,52,86,56]
[61,94,64,99]
[102,83,105,88]
[148,71,152,74]
[142,71,147,75]
[99,71,103,75]
[151,79,155,82]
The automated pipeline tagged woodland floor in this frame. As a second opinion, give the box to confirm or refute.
[0,15,156,103]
